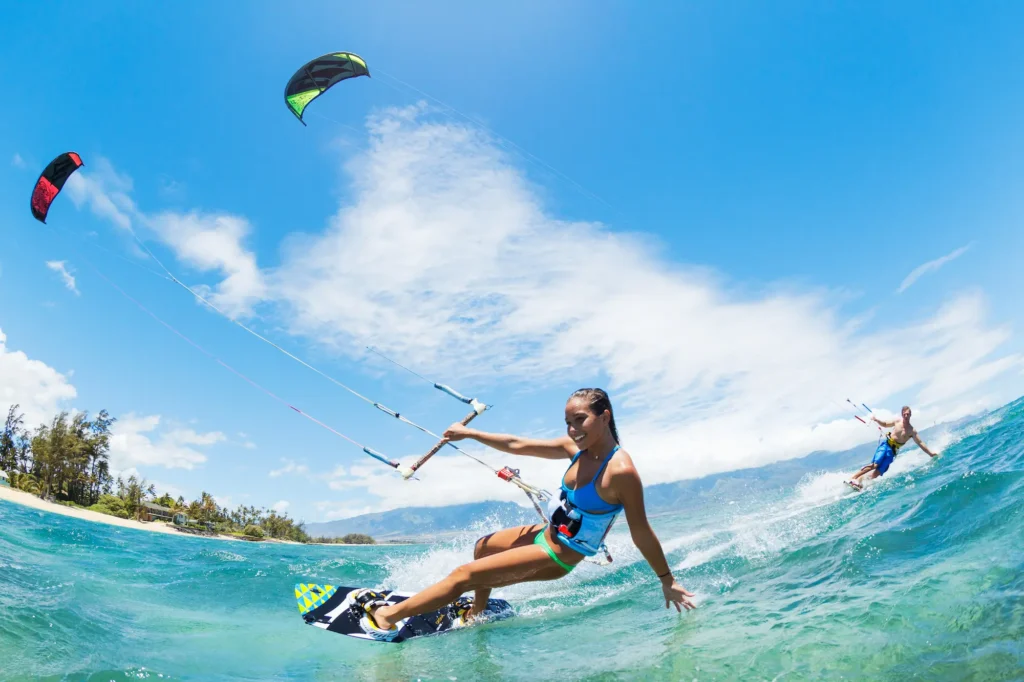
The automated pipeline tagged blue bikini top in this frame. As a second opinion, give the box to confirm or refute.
[561,445,623,514]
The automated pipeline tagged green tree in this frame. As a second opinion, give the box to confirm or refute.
[115,474,155,518]
[10,472,41,495]
[197,491,218,524]
[9,408,115,507]
[1,405,25,473]
[89,493,130,519]
[80,410,115,506]
[30,412,84,500]
[4,403,323,543]
[152,493,176,508]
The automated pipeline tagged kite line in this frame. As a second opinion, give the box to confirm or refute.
[86,251,553,518]
[88,263,408,473]
[68,212,553,514]
[28,147,555,524]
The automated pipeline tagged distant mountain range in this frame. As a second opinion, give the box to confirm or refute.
[306,419,955,541]
[643,438,879,515]
[304,501,535,541]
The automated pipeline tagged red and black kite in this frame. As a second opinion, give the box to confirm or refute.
[31,152,84,223]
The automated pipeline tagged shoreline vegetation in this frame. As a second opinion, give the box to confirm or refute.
[1,404,375,546]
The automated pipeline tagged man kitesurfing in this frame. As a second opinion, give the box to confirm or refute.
[846,405,939,490]
[348,388,696,641]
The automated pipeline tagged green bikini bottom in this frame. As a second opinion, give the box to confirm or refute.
[533,529,574,573]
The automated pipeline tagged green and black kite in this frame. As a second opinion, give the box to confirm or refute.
[284,52,370,125]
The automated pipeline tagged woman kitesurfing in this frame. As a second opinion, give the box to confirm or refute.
[351,388,696,641]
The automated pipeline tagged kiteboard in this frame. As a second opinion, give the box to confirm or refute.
[295,584,514,643]
[844,480,864,492]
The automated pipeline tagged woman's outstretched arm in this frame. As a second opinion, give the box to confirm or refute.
[617,463,697,611]
[444,424,576,460]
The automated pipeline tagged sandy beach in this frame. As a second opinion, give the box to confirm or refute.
[0,485,252,542]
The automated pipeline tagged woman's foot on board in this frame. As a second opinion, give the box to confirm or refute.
[467,603,490,621]
[450,596,480,628]
[350,589,404,641]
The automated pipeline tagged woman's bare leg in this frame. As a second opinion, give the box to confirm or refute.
[470,524,545,617]
[372,540,567,629]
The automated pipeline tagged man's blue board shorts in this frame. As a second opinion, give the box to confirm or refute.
[872,440,896,475]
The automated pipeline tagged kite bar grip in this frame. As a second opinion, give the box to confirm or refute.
[434,384,491,417]
[403,407,485,479]
[363,446,399,468]
[363,446,416,478]
[434,383,473,404]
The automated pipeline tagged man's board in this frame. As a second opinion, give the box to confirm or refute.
[294,584,514,643]
[845,480,864,493]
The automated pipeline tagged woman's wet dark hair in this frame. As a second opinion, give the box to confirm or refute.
[570,388,620,443]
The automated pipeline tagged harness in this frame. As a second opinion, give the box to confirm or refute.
[546,446,623,560]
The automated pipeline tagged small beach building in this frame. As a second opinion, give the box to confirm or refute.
[140,501,173,522]
[0,470,9,487]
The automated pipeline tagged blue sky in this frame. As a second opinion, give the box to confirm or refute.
[2,2,1022,522]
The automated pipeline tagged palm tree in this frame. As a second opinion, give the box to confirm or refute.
[77,410,114,506]
[195,491,218,524]
[12,472,41,495]
[115,474,154,518]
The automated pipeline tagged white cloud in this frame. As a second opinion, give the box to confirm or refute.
[54,157,265,317]
[0,328,77,427]
[274,109,1018,502]
[324,457,562,515]
[64,157,136,231]
[271,500,291,514]
[214,494,234,509]
[145,211,267,317]
[171,428,227,447]
[313,499,381,521]
[45,261,80,295]
[898,243,973,293]
[62,110,1023,515]
[269,458,310,478]
[150,480,184,499]
[235,431,257,449]
[108,414,225,471]
[157,176,186,201]
[11,153,25,169]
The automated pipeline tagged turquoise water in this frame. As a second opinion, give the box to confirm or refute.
[2,400,1023,681]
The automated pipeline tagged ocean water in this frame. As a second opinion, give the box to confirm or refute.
[2,400,1023,681]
